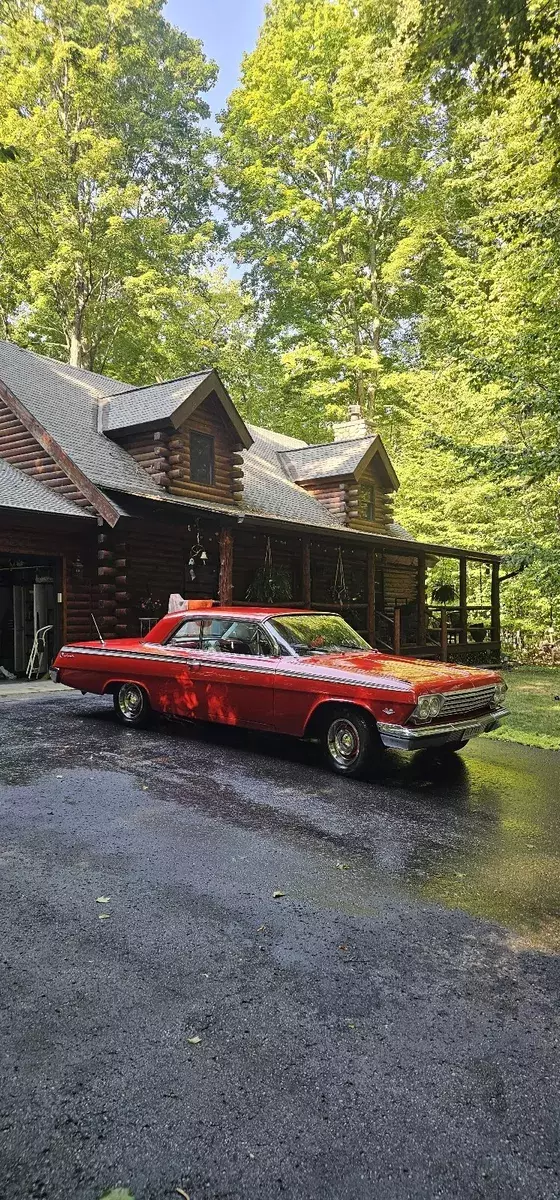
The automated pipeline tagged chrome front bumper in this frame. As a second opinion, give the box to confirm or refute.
[377,708,509,751]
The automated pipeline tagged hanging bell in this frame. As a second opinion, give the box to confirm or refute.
[200,551,208,563]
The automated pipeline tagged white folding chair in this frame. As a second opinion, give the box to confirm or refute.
[26,624,53,680]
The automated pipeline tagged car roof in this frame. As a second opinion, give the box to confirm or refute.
[142,607,325,643]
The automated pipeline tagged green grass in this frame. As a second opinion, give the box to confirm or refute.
[485,666,560,750]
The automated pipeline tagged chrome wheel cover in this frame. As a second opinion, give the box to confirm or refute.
[327,717,361,768]
[118,683,144,719]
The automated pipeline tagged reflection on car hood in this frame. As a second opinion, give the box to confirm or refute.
[281,651,501,694]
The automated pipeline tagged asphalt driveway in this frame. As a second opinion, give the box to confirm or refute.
[1,693,559,1200]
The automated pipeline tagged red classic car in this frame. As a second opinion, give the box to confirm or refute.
[52,607,508,777]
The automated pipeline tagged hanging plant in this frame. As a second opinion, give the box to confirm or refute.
[331,547,350,606]
[432,583,456,604]
[245,537,292,604]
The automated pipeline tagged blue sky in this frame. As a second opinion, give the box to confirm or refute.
[165,1,266,121]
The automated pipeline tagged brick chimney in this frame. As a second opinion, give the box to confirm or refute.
[331,404,369,442]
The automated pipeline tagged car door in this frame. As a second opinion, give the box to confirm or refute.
[149,617,207,719]
[193,618,277,730]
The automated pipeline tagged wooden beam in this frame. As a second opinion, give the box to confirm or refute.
[218,527,234,605]
[459,557,467,644]
[441,608,448,662]
[491,561,500,649]
[417,550,426,647]
[302,536,311,607]
[367,548,375,646]
[393,606,401,655]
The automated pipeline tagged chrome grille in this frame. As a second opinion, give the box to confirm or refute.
[440,685,496,717]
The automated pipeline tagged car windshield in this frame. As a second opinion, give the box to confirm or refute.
[270,614,371,655]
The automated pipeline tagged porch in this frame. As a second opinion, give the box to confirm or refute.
[215,523,501,664]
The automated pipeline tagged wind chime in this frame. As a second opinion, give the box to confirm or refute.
[186,526,209,582]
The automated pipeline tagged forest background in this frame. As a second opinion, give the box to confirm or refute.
[1,0,559,657]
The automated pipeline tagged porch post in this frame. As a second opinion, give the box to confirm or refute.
[218,527,234,605]
[441,608,448,662]
[302,536,311,607]
[393,606,401,655]
[459,557,468,645]
[491,560,500,651]
[417,550,426,648]
[367,548,375,646]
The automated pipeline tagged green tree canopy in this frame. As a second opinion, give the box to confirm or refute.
[220,0,438,435]
[0,0,217,370]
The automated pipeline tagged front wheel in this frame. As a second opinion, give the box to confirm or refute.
[320,706,380,778]
[113,682,151,728]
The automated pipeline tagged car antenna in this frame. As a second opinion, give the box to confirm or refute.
[91,613,105,646]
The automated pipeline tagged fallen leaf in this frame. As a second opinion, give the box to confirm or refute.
[257,924,266,932]
[335,861,350,870]
[98,1190,135,1200]
[248,1152,255,1160]
[98,914,111,921]
[96,896,111,904]
[175,1189,190,1200]
[272,890,284,899]
[338,944,348,952]
[187,1035,201,1045]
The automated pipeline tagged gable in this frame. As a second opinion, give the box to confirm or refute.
[102,369,252,449]
[279,433,399,492]
[0,391,92,513]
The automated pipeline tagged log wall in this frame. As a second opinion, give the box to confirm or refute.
[346,463,395,534]
[0,395,92,511]
[168,394,244,504]
[114,428,171,489]
[108,518,220,636]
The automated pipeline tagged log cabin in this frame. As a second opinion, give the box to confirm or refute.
[0,340,501,675]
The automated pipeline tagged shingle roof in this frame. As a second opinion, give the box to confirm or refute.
[279,436,375,482]
[0,340,413,543]
[243,426,342,527]
[102,372,212,432]
[0,341,161,497]
[0,458,93,518]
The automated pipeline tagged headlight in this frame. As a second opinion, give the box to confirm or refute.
[493,681,508,707]
[415,694,443,721]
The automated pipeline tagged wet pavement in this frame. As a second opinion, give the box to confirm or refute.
[1,693,559,1200]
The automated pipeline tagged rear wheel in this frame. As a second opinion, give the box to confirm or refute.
[113,682,151,728]
[320,706,380,778]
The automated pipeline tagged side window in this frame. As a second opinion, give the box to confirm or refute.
[167,619,202,648]
[190,431,214,485]
[201,619,275,656]
[200,618,233,650]
[359,483,375,522]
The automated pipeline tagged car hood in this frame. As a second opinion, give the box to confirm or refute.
[283,651,501,695]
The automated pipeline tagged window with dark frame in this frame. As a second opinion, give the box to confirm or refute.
[190,431,214,485]
[359,483,376,522]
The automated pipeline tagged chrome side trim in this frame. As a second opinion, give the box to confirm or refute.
[56,645,415,693]
[377,708,509,751]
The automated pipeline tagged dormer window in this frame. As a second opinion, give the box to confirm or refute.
[190,431,214,485]
[359,484,375,521]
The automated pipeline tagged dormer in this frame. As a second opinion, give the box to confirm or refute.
[279,410,399,533]
[100,370,252,504]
